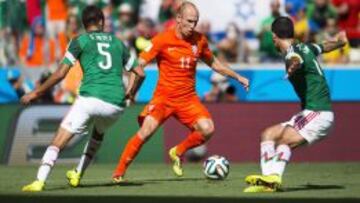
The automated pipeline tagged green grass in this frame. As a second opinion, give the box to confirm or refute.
[0,163,360,203]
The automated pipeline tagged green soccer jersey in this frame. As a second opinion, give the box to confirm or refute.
[284,42,331,111]
[62,31,138,107]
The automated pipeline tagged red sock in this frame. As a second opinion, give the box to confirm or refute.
[176,131,206,157]
[113,134,144,177]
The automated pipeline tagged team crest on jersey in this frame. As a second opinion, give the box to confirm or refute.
[191,45,198,55]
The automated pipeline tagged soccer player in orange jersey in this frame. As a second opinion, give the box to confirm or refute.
[112,1,249,181]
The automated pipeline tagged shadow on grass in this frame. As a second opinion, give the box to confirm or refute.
[143,177,204,182]
[44,181,145,191]
[45,185,72,191]
[282,184,345,192]
[79,181,145,188]
[40,177,202,191]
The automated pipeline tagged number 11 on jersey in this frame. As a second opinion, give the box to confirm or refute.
[180,56,191,69]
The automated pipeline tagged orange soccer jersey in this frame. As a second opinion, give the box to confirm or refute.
[138,28,214,127]
[140,28,214,100]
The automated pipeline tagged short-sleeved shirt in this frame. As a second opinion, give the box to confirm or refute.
[285,42,331,111]
[139,28,214,100]
[62,31,138,107]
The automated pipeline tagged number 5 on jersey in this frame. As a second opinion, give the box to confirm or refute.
[97,42,112,70]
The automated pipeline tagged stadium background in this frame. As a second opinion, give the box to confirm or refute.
[0,0,359,202]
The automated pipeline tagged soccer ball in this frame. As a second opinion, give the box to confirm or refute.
[203,155,230,180]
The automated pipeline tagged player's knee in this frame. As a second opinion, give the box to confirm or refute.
[261,127,279,141]
[137,128,151,140]
[137,116,158,140]
[199,123,215,139]
[51,128,73,149]
[137,125,156,141]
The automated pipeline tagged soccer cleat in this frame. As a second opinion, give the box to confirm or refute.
[66,169,82,187]
[168,147,183,177]
[112,176,126,183]
[245,174,282,189]
[245,174,263,185]
[22,180,45,192]
[243,185,276,193]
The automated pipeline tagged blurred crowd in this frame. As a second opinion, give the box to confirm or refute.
[0,0,359,103]
[255,0,359,64]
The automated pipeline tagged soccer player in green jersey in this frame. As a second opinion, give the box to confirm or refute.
[244,16,348,193]
[21,5,144,192]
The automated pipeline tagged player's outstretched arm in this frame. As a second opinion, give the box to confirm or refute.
[125,59,146,105]
[21,63,71,105]
[207,57,250,91]
[321,31,348,53]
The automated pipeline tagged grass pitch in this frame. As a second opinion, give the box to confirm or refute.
[0,162,359,203]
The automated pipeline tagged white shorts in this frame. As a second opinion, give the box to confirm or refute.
[61,96,123,136]
[281,109,334,144]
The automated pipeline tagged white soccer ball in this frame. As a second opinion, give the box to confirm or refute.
[203,155,230,180]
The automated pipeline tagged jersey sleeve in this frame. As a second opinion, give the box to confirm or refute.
[306,43,324,56]
[61,37,82,66]
[139,34,164,63]
[120,41,138,71]
[200,35,214,65]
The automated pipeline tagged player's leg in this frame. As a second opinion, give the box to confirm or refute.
[174,118,214,158]
[22,127,74,192]
[270,111,334,181]
[113,100,171,181]
[169,118,214,177]
[67,99,123,187]
[112,115,161,181]
[22,97,92,192]
[66,128,104,187]
[261,124,302,177]
[244,124,302,192]
[246,110,308,186]
[170,98,213,176]
[245,110,334,192]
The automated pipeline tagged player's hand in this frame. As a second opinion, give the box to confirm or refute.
[237,76,250,92]
[335,31,348,45]
[20,92,37,105]
[328,31,348,45]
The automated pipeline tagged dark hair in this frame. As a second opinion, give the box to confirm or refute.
[271,16,294,39]
[82,5,104,29]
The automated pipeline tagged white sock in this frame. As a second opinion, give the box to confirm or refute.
[36,146,59,182]
[76,137,102,174]
[272,144,292,177]
[260,141,276,175]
